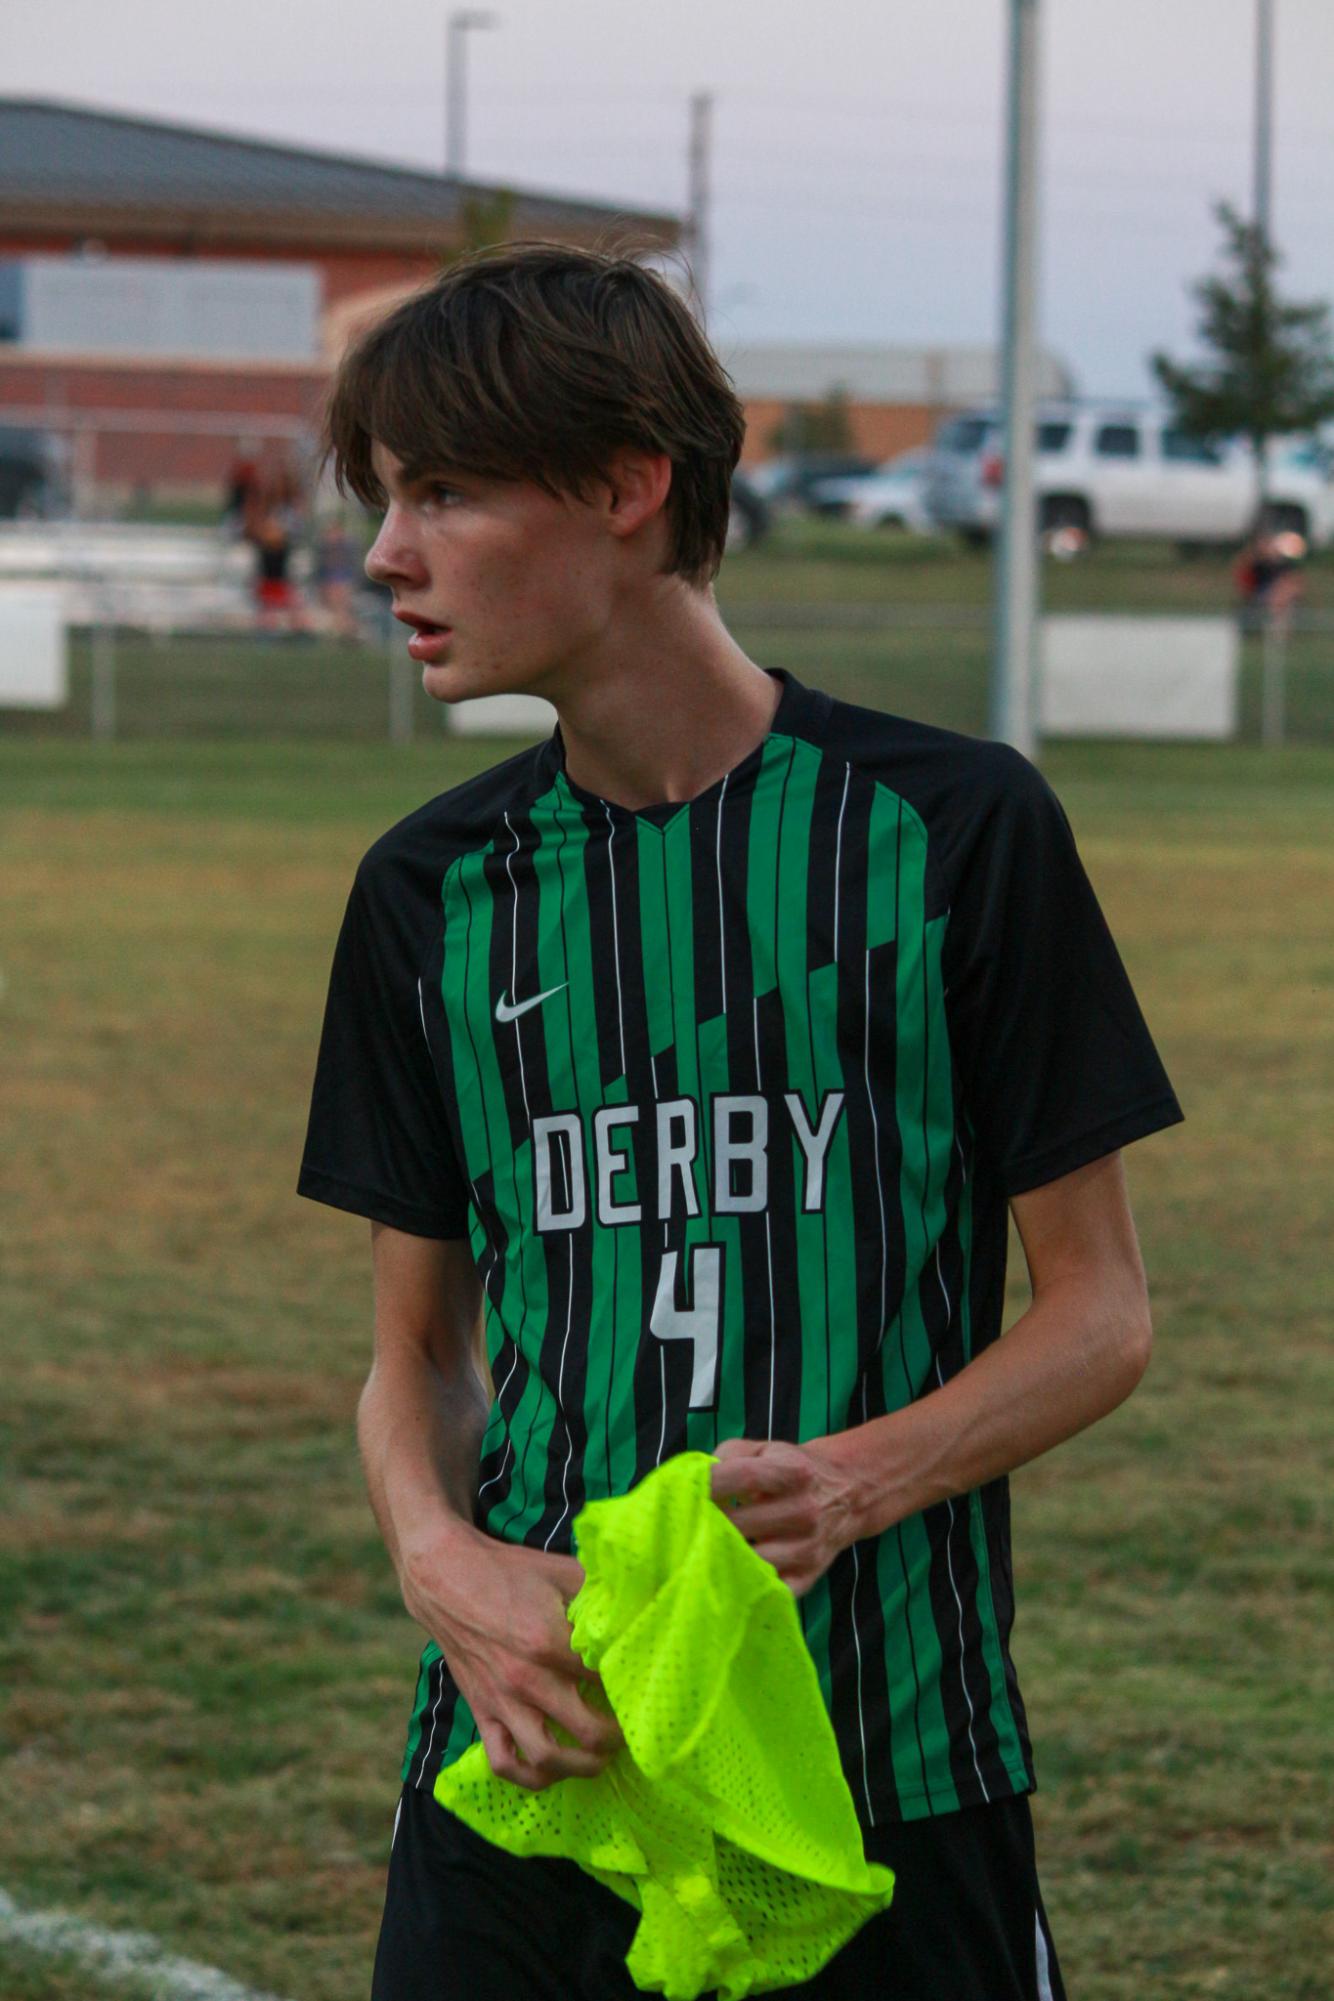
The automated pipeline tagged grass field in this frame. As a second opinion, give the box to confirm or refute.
[2,602,1332,1995]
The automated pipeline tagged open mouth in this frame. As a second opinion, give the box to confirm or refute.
[396,616,454,664]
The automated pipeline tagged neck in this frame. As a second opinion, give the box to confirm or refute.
[547,582,781,811]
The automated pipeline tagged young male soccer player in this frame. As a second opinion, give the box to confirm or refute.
[298,242,1182,2000]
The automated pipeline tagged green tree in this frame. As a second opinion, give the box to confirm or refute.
[438,186,518,266]
[766,383,854,456]
[461,186,517,252]
[1151,199,1334,517]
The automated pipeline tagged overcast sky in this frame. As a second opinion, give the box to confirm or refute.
[9,0,1334,400]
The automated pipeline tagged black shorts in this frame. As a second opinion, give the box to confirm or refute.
[371,1781,1068,2000]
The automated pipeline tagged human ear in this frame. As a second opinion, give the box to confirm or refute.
[601,449,673,540]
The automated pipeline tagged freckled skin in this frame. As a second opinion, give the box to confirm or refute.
[362,435,778,825]
[365,443,621,711]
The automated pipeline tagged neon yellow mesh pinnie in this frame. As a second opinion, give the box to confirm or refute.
[433,1450,895,1999]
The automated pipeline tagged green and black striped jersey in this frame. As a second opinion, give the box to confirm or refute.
[299,669,1181,1830]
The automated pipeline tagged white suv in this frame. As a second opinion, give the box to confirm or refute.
[925,403,1334,550]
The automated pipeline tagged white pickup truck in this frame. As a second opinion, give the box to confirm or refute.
[925,403,1334,551]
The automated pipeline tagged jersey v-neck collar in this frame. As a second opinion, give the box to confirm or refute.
[535,668,829,830]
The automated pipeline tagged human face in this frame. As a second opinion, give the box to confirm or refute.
[364,443,614,705]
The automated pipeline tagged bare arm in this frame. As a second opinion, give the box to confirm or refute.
[363,1222,623,1789]
[710,1151,1154,1591]
[360,1224,491,1580]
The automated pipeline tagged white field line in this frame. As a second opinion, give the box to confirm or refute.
[0,1887,289,2001]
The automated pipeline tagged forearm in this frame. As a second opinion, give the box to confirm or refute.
[821,1272,1151,1543]
[357,1345,491,1586]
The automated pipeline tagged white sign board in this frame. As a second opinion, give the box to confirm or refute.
[21,257,321,363]
[0,584,66,708]
[445,692,557,738]
[1040,616,1239,740]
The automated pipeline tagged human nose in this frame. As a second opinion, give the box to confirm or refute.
[364,505,426,587]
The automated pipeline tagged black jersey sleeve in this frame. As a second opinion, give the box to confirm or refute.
[941,747,1182,1196]
[297,850,471,1239]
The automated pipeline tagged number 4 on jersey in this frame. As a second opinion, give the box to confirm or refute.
[650,1245,722,1408]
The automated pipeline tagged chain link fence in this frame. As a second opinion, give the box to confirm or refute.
[2,604,1330,749]
[2,407,1332,749]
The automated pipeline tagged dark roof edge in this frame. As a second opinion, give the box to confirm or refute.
[0,94,682,233]
[1,198,682,253]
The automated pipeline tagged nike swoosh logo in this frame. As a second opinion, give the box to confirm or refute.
[495,982,568,1024]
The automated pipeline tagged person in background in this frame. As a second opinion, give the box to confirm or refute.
[1233,509,1306,632]
[222,436,262,541]
[243,445,308,635]
[313,515,366,642]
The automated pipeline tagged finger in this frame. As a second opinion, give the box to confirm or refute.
[544,1684,626,1759]
[543,1629,603,1682]
[710,1462,761,1506]
[716,1440,805,1482]
[542,1553,588,1598]
[711,1460,796,1508]
[752,1539,822,1595]
[727,1497,806,1541]
[477,1719,543,1791]
[509,1703,614,1783]
[712,1436,766,1462]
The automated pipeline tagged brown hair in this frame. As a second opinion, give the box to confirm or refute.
[320,239,745,588]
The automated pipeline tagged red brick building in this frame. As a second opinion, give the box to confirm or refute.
[0,98,1074,508]
[727,343,1076,470]
[0,97,681,505]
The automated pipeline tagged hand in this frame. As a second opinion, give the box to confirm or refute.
[401,1527,625,1792]
[709,1436,861,1598]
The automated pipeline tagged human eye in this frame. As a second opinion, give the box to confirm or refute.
[426,480,463,507]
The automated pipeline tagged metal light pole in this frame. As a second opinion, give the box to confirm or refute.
[1254,0,1274,240]
[1252,0,1286,745]
[685,92,713,327]
[989,0,1043,760]
[446,10,498,180]
[1252,0,1276,528]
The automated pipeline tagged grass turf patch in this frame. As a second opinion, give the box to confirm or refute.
[2,714,1331,1997]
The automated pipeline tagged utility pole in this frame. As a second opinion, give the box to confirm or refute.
[990,0,1043,759]
[446,10,497,180]
[685,92,713,327]
[1253,0,1275,521]
[1254,0,1274,240]
[1254,0,1285,740]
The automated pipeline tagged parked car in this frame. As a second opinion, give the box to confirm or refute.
[0,426,68,519]
[811,449,934,532]
[744,452,878,516]
[924,403,1334,551]
[725,469,770,552]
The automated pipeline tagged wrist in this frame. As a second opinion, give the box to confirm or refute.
[398,1510,485,1608]
[816,1412,922,1543]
